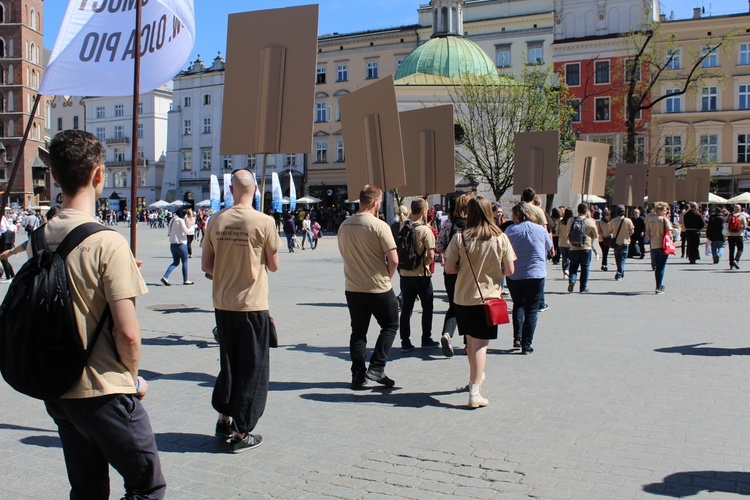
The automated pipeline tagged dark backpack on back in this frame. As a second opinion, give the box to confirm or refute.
[569,217,587,247]
[0,223,113,400]
[397,220,423,271]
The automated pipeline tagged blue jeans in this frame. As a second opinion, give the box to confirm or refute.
[614,244,628,278]
[506,277,544,349]
[711,241,725,263]
[164,243,189,282]
[568,249,591,291]
[284,233,295,250]
[559,247,570,274]
[650,248,669,289]
[399,276,434,343]
[300,231,313,248]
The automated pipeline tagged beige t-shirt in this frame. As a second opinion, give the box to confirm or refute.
[610,216,634,245]
[399,222,435,278]
[30,209,148,399]
[528,205,547,227]
[338,212,396,293]
[557,221,570,248]
[596,220,612,242]
[646,214,671,249]
[444,232,517,306]
[567,217,598,250]
[205,206,280,312]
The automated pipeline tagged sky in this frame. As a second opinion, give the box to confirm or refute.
[42,0,750,67]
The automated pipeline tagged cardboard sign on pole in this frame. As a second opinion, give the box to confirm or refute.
[612,163,647,206]
[675,178,687,202]
[685,169,711,203]
[220,5,318,156]
[570,141,609,196]
[647,166,676,204]
[513,131,559,195]
[399,105,455,196]
[339,76,406,195]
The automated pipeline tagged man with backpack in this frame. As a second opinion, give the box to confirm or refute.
[566,203,598,293]
[397,198,438,352]
[727,204,747,270]
[18,130,165,498]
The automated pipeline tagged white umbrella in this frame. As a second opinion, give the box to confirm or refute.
[149,200,169,209]
[195,199,211,208]
[281,196,292,205]
[727,192,750,204]
[707,192,727,204]
[583,194,607,204]
[296,195,322,204]
[169,200,187,208]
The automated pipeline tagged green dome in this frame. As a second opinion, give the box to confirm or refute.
[395,35,499,85]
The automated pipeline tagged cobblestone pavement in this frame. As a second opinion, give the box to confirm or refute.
[1,225,749,499]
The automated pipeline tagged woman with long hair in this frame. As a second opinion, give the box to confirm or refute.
[184,208,197,258]
[645,202,673,294]
[557,208,574,278]
[444,197,516,408]
[596,209,612,271]
[161,208,193,285]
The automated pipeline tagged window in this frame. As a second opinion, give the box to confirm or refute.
[699,134,718,162]
[202,150,212,170]
[396,59,404,73]
[247,155,257,169]
[633,136,646,164]
[223,155,233,170]
[114,125,124,138]
[184,96,192,107]
[496,45,511,68]
[285,154,297,166]
[737,134,750,163]
[203,94,212,105]
[565,63,580,86]
[702,47,718,68]
[315,140,328,163]
[73,116,79,129]
[664,136,682,163]
[316,66,326,84]
[114,171,127,187]
[114,104,124,117]
[183,119,191,135]
[569,99,581,122]
[665,49,681,70]
[137,123,143,139]
[366,61,378,79]
[701,86,718,111]
[95,127,105,141]
[527,42,543,65]
[265,155,277,167]
[595,97,610,121]
[740,84,750,110]
[182,150,192,171]
[96,106,105,118]
[137,170,146,187]
[103,172,110,188]
[336,139,345,162]
[740,44,750,66]
[114,148,125,162]
[595,61,610,84]
[315,102,327,123]
[337,64,348,82]
[625,59,641,82]
[203,117,211,134]
[665,89,682,113]
[57,117,62,131]
[138,102,143,114]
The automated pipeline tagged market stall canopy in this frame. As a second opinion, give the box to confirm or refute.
[707,192,727,204]
[726,192,750,204]
[149,200,169,209]
[296,195,322,204]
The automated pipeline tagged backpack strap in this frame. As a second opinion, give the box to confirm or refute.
[55,223,114,260]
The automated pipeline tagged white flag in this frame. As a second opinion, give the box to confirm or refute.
[209,174,221,213]
[289,171,297,212]
[223,173,234,209]
[40,0,195,96]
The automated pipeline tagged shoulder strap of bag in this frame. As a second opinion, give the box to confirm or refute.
[613,219,625,242]
[461,233,485,302]
[56,223,114,260]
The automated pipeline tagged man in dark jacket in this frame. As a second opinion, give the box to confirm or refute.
[628,208,646,259]
[683,202,705,264]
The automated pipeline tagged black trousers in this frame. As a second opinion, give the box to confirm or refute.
[213,309,270,434]
[345,290,398,377]
[686,231,701,263]
[729,236,744,265]
[399,276,434,343]
[45,395,165,500]
[441,272,458,337]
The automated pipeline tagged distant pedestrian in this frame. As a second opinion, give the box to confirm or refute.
[184,208,197,258]
[596,209,612,272]
[300,214,313,250]
[645,201,673,294]
[727,204,747,269]
[629,207,646,259]
[610,205,634,280]
[566,203,598,293]
[283,214,297,253]
[161,208,193,286]
[557,208,573,279]
[705,206,726,264]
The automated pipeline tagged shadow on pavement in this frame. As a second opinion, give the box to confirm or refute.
[286,343,350,361]
[642,471,750,497]
[155,433,227,454]
[296,302,348,308]
[0,423,56,433]
[655,343,750,357]
[139,369,216,387]
[145,304,213,314]
[300,388,465,409]
[20,435,61,448]
[141,335,215,349]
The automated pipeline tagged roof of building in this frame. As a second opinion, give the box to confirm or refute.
[394,34,500,85]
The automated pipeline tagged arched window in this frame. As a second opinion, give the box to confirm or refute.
[0,94,4,112]
[0,66,4,84]
[0,39,4,58]
[0,4,5,24]
[441,7,449,33]
[5,144,12,160]
[30,8,36,30]
[7,90,13,111]
[7,63,12,83]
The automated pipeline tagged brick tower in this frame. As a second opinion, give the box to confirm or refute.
[0,0,47,207]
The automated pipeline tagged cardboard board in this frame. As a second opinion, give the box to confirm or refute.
[513,131,559,195]
[647,166,676,203]
[675,178,686,202]
[399,105,455,196]
[220,5,318,155]
[612,163,647,206]
[685,169,711,203]
[570,141,609,196]
[339,76,406,194]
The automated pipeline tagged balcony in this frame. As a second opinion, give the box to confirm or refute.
[105,136,130,145]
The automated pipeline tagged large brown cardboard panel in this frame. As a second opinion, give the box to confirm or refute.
[685,169,711,202]
[647,166,676,203]
[513,131,559,195]
[571,141,609,196]
[220,5,318,155]
[340,76,406,195]
[675,178,687,202]
[612,163,647,206]
[399,105,455,196]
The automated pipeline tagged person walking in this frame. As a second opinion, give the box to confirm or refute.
[610,205,635,280]
[0,211,16,282]
[566,203,598,293]
[596,209,612,272]
[184,208,197,258]
[283,213,297,253]
[41,130,165,498]
[300,214,314,250]
[338,185,400,390]
[161,208,193,286]
[202,169,280,453]
[444,197,516,408]
[629,207,646,258]
[705,206,727,264]
[503,202,552,354]
[557,208,573,279]
[683,202,705,264]
[645,201,673,294]
[727,204,747,269]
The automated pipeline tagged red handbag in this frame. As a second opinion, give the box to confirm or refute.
[461,234,510,326]
[662,219,676,256]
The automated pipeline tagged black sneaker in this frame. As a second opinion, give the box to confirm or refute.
[522,347,534,355]
[351,375,368,390]
[421,338,439,349]
[230,433,263,453]
[580,288,590,293]
[538,303,549,312]
[401,342,415,352]
[365,369,395,388]
[513,339,521,349]
[440,335,454,357]
[567,281,575,293]
[215,420,233,439]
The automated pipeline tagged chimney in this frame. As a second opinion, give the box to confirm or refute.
[693,7,702,18]
[660,13,666,21]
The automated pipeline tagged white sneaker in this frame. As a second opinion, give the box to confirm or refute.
[1,278,12,284]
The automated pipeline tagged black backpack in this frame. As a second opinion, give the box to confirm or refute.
[0,223,113,400]
[397,220,424,271]
[569,217,587,247]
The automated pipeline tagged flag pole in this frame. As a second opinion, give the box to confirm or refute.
[129,0,143,256]
[1,94,41,211]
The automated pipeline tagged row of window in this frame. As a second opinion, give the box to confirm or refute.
[183,117,212,135]
[94,123,144,140]
[104,170,147,188]
[56,116,80,130]
[661,133,750,164]
[182,94,212,108]
[95,102,144,119]
[567,97,631,123]
[316,62,386,84]
[0,4,41,29]
[314,139,345,163]
[662,85,750,113]
[180,153,301,172]
[495,41,544,68]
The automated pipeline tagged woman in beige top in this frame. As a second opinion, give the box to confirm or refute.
[444,197,516,409]
[184,208,197,258]
[557,208,573,278]
[597,209,612,272]
[645,202,673,294]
